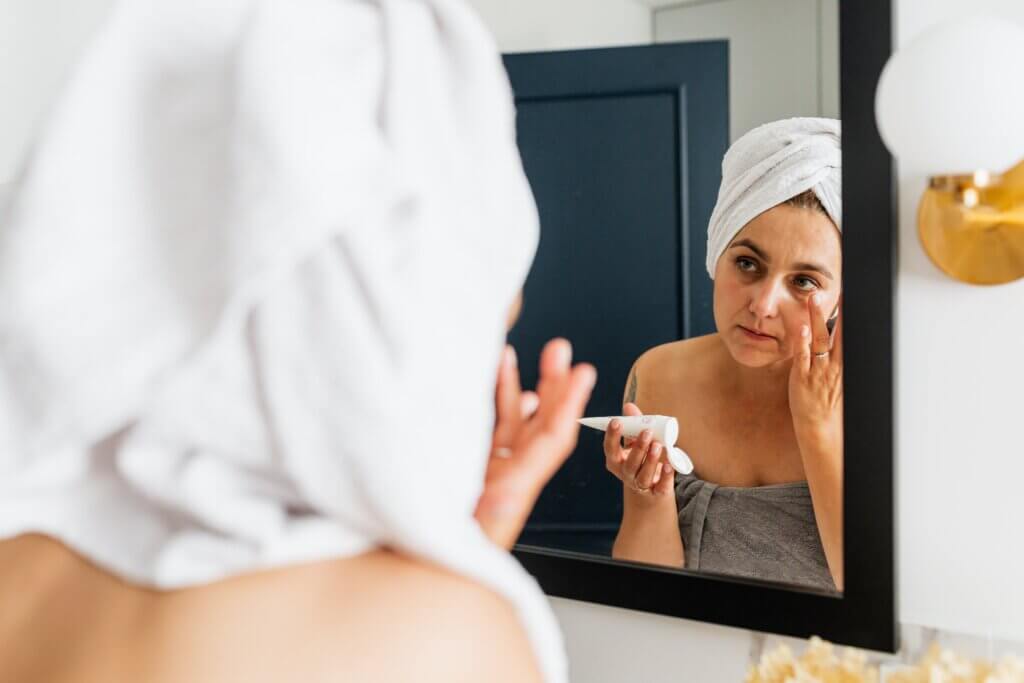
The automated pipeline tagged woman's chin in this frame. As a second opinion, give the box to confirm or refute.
[727,345,784,368]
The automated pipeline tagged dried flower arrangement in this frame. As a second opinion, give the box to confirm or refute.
[746,637,1024,683]
[746,637,877,683]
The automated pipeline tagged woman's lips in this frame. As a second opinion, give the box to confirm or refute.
[738,325,776,341]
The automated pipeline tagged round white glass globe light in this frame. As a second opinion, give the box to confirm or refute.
[875,15,1024,176]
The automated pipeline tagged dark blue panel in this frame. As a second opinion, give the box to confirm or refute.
[502,43,729,552]
[512,94,680,529]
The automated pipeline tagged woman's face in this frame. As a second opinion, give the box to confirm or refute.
[712,204,841,368]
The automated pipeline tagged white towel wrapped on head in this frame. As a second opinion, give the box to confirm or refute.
[705,117,842,278]
[0,0,567,680]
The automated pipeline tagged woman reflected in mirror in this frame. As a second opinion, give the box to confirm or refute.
[603,118,844,592]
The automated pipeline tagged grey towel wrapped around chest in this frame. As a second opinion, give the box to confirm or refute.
[676,473,837,592]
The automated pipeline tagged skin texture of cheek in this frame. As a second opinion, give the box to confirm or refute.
[710,271,742,336]
[714,278,826,368]
[713,281,782,367]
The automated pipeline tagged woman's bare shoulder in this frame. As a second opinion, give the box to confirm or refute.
[306,550,544,683]
[0,536,542,683]
[159,549,544,683]
[636,334,719,369]
[627,334,720,405]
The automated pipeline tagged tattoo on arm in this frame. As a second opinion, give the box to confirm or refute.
[624,367,638,406]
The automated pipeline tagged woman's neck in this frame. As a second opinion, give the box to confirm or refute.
[716,340,792,408]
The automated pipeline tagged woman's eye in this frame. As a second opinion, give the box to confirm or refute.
[736,257,758,272]
[793,275,820,291]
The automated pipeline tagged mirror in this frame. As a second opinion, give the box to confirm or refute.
[472,0,844,594]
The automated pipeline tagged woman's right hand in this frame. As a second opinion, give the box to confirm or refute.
[603,403,676,507]
[475,339,597,550]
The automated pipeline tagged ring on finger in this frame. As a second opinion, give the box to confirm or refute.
[813,350,829,358]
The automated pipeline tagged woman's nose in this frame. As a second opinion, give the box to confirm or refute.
[748,280,784,318]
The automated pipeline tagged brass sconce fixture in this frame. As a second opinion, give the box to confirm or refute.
[875,15,1024,285]
[917,164,1024,284]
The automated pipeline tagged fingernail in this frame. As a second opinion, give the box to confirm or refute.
[610,419,620,430]
[506,346,517,367]
[584,366,597,389]
[651,443,662,456]
[557,339,572,365]
[663,463,673,475]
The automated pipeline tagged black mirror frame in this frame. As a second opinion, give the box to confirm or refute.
[512,0,898,652]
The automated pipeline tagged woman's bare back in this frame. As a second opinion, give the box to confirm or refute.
[0,534,540,683]
[631,334,806,487]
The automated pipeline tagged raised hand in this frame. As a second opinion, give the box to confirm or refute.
[788,293,843,448]
[474,339,596,550]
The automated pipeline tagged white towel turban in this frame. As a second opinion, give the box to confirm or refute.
[0,0,568,680]
[705,117,842,278]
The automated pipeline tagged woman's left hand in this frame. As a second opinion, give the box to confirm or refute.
[788,293,843,446]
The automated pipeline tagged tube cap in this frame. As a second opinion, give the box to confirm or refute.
[667,447,694,475]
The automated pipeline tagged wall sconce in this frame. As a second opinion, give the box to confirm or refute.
[875,15,1024,285]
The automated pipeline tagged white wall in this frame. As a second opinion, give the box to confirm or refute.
[654,0,840,142]
[466,0,650,53]
[893,0,1024,644]
[4,0,1024,680]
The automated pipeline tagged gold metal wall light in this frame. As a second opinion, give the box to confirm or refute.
[918,163,1024,284]
[875,15,1024,285]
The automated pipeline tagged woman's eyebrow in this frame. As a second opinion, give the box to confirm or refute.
[730,238,768,260]
[793,262,834,280]
[731,238,834,280]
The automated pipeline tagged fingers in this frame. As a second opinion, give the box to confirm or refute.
[520,391,539,419]
[531,339,573,427]
[492,345,523,450]
[622,429,654,482]
[604,418,624,464]
[809,293,831,356]
[793,323,812,376]
[540,363,596,447]
[653,462,676,496]
[634,442,664,490]
[521,339,596,480]
[534,338,572,408]
[532,339,596,439]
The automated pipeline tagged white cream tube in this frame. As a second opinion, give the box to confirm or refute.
[578,415,694,474]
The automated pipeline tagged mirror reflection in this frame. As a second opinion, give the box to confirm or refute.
[602,139,843,593]
[488,0,844,593]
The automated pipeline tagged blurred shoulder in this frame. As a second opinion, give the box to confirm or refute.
[302,550,543,683]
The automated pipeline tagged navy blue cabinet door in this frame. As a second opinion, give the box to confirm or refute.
[504,42,729,555]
